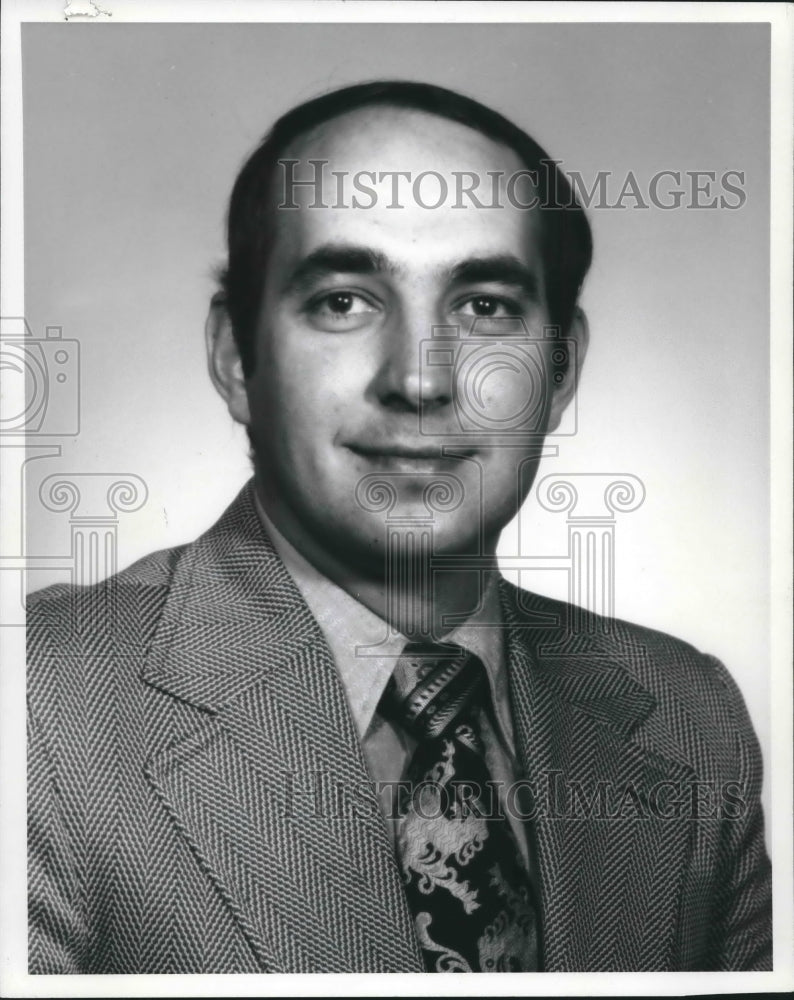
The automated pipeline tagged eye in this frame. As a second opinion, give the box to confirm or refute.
[305,290,380,330]
[318,291,371,316]
[454,294,518,319]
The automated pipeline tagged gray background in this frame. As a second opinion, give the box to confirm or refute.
[22,23,770,802]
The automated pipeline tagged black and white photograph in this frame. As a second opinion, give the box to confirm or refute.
[1,1,791,994]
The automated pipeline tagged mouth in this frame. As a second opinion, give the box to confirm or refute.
[346,441,478,471]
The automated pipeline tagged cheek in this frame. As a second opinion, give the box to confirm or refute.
[250,336,357,446]
[455,340,551,434]
[454,356,549,435]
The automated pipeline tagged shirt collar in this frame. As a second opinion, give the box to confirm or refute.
[254,494,514,754]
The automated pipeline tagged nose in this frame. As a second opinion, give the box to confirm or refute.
[367,304,453,413]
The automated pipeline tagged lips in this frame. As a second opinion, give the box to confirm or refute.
[346,442,478,460]
[350,443,442,460]
[345,441,479,474]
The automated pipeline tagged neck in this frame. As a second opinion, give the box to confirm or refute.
[253,479,499,641]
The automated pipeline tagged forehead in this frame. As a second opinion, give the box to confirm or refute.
[285,105,526,176]
[268,106,543,274]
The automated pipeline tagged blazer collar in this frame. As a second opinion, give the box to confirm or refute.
[498,581,657,738]
[143,479,330,712]
[498,580,699,970]
[146,485,661,728]
[142,481,423,972]
[141,485,696,971]
[498,580,699,774]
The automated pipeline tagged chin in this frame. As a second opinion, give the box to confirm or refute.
[376,515,488,559]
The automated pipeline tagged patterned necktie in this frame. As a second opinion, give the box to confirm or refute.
[379,641,540,973]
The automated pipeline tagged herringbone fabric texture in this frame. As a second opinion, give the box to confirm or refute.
[27,480,772,972]
[381,642,539,972]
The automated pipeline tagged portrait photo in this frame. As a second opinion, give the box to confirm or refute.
[1,2,791,996]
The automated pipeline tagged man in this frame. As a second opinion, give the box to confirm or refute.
[27,80,772,973]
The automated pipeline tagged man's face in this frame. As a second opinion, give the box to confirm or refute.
[233,107,583,570]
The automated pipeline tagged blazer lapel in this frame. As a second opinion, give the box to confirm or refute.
[501,583,698,971]
[142,483,423,972]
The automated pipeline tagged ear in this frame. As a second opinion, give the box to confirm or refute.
[546,307,589,432]
[205,293,251,426]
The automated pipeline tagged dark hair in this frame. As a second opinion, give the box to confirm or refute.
[219,80,593,376]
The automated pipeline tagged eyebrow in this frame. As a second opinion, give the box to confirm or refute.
[448,256,541,302]
[281,244,395,293]
[281,243,541,301]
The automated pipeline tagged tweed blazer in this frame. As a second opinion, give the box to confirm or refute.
[27,480,772,973]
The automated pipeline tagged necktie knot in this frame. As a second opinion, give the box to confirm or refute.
[379,641,486,741]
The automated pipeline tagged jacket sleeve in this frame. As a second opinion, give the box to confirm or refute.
[28,706,86,973]
[703,654,772,970]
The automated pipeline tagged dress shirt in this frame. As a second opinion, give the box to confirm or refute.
[255,498,531,870]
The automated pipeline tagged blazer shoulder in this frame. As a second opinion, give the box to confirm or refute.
[26,543,188,670]
[500,577,709,657]
[28,543,184,610]
[501,580,756,745]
